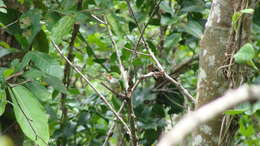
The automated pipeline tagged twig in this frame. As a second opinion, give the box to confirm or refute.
[155,54,199,89]
[8,80,32,87]
[129,72,163,99]
[52,41,133,139]
[101,82,125,99]
[105,17,129,91]
[105,16,138,146]
[125,0,195,103]
[125,0,162,53]
[102,101,126,146]
[157,85,260,146]
[91,14,106,24]
[164,74,195,103]
[0,19,18,30]
[5,71,24,81]
[123,47,150,56]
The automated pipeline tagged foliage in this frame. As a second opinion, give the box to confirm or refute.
[0,0,259,145]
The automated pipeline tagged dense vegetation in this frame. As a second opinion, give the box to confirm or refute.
[0,0,259,145]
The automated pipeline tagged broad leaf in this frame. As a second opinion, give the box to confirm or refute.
[25,81,51,102]
[160,1,174,16]
[10,85,49,146]
[51,15,76,44]
[32,30,49,53]
[234,43,257,70]
[183,21,203,39]
[18,51,63,79]
[43,75,66,93]
[20,9,41,45]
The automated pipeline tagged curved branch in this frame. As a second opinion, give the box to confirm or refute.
[157,85,260,146]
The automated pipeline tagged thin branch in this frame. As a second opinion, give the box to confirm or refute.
[155,54,199,90]
[102,101,126,146]
[91,14,106,24]
[52,41,133,139]
[123,47,150,56]
[157,85,260,146]
[8,80,32,87]
[125,0,162,53]
[129,72,163,98]
[101,82,125,99]
[105,16,138,146]
[5,71,24,81]
[0,19,18,30]
[164,74,195,103]
[125,0,195,103]
[104,17,129,91]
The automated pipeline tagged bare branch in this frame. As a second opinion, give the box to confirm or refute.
[157,85,260,146]
[102,101,126,146]
[52,41,132,137]
[101,82,125,99]
[105,16,139,146]
[104,17,129,91]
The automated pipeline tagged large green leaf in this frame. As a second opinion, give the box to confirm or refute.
[43,75,66,93]
[234,43,257,70]
[32,30,49,53]
[10,85,49,146]
[0,89,7,116]
[25,81,51,102]
[164,33,182,48]
[183,21,203,39]
[0,9,22,35]
[51,15,76,44]
[20,9,41,45]
[18,51,63,79]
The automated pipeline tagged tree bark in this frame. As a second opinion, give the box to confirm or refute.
[194,0,256,145]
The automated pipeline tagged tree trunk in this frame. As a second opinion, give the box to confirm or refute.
[194,0,256,145]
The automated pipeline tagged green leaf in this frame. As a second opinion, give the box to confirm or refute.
[183,21,203,39]
[3,68,14,79]
[32,30,49,53]
[51,15,76,44]
[10,85,49,146]
[23,69,44,80]
[0,9,22,35]
[43,75,66,93]
[106,14,127,37]
[160,1,174,16]
[234,43,258,70]
[25,81,51,102]
[18,51,63,79]
[232,12,242,29]
[0,47,17,58]
[136,0,144,8]
[224,109,245,115]
[20,9,42,45]
[240,9,254,14]
[0,89,7,116]
[164,33,182,48]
